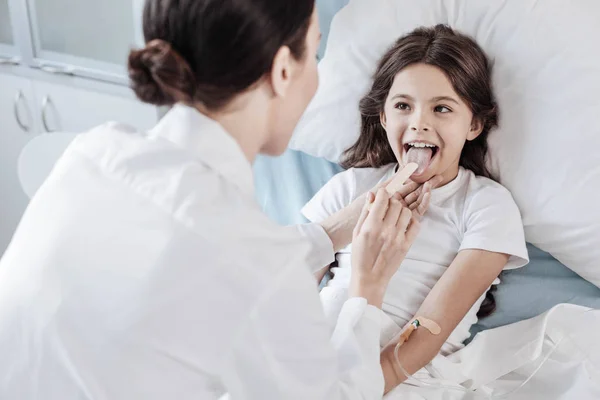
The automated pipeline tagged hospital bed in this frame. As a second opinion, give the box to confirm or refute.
[253,0,600,339]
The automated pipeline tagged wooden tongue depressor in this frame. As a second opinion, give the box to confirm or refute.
[385,163,419,195]
[367,163,419,210]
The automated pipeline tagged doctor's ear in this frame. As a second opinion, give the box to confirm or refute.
[467,118,484,141]
[270,46,293,98]
[380,111,388,130]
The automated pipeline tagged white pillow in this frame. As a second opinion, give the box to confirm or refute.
[290,0,600,287]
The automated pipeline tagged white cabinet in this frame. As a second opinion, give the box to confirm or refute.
[0,72,159,257]
[34,81,159,134]
[0,73,37,255]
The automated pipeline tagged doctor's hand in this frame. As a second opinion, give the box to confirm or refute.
[349,189,420,308]
[320,174,441,253]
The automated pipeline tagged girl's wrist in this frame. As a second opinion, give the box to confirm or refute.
[320,196,364,251]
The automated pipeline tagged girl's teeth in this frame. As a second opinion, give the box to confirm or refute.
[409,143,436,148]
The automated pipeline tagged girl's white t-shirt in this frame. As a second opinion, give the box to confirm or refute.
[303,165,529,353]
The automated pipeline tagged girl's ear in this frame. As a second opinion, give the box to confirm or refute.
[380,111,388,130]
[467,118,484,141]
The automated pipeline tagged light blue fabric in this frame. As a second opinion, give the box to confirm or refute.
[471,244,600,335]
[254,150,342,225]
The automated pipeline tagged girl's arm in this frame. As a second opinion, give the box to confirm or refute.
[380,249,509,393]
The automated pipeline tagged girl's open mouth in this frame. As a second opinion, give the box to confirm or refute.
[403,142,439,175]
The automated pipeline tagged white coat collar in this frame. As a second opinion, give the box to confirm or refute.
[150,103,254,197]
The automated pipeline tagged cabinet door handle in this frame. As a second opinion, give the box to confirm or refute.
[39,63,75,76]
[0,56,20,66]
[14,90,31,133]
[41,95,61,133]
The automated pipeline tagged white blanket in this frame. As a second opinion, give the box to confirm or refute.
[383,304,600,399]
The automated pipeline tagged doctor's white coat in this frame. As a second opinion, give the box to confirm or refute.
[0,104,385,399]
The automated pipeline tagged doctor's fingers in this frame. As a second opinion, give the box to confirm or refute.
[354,191,375,237]
[382,193,407,231]
[404,216,422,245]
[378,207,413,262]
[396,207,413,233]
[364,188,391,224]
[373,212,417,276]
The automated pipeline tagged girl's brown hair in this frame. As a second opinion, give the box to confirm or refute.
[342,25,499,318]
[341,24,498,182]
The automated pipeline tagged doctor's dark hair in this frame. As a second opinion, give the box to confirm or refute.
[341,25,498,182]
[128,0,315,109]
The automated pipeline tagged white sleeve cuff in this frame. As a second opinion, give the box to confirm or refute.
[295,223,336,273]
[330,298,382,375]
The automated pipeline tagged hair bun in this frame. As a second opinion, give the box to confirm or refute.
[128,39,195,106]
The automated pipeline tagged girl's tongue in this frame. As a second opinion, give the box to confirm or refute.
[406,147,433,175]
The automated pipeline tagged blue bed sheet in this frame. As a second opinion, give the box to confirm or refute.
[472,244,600,335]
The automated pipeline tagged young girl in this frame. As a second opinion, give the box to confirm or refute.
[303,25,529,392]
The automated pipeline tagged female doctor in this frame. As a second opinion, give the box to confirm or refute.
[0,1,431,399]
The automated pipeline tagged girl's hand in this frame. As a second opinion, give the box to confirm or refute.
[377,168,443,218]
[349,189,420,308]
[400,175,443,219]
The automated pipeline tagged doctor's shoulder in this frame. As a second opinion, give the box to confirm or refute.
[65,121,154,165]
[61,120,229,216]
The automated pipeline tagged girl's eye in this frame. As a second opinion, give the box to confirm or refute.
[395,103,411,111]
[435,105,452,113]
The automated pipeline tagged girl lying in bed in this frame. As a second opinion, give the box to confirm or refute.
[303,25,529,393]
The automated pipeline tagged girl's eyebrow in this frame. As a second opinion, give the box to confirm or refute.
[431,96,460,105]
[391,94,415,101]
[391,94,460,105]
